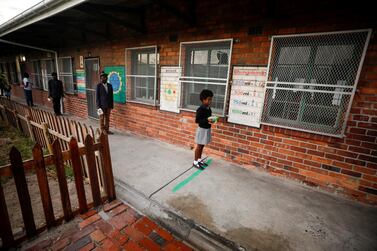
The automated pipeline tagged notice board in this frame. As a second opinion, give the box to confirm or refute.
[228,66,267,128]
[104,66,126,103]
[76,69,86,99]
[160,66,181,113]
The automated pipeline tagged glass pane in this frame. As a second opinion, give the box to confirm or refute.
[59,58,72,73]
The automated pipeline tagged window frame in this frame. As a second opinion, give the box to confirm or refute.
[261,29,372,137]
[178,38,233,116]
[125,45,158,106]
[58,56,74,94]
[40,58,56,91]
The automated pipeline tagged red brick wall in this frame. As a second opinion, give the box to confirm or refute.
[7,0,377,204]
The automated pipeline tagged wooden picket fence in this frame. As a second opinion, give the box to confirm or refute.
[0,98,106,186]
[0,98,116,249]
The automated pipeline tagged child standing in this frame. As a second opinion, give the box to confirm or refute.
[193,89,214,170]
[23,72,33,107]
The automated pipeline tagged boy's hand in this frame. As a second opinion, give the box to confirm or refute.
[207,118,214,124]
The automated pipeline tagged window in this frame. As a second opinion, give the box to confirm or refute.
[261,30,371,136]
[58,57,74,93]
[126,46,157,104]
[180,39,232,114]
[28,60,43,89]
[8,62,18,84]
[41,59,56,91]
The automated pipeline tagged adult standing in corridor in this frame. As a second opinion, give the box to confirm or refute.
[48,72,64,115]
[96,71,114,134]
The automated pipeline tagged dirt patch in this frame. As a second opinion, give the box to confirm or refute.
[3,173,94,236]
[226,227,291,251]
[167,194,216,230]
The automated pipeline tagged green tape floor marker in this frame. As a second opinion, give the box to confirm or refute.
[173,159,213,193]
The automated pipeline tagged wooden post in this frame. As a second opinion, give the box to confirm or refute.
[33,143,55,228]
[84,135,102,207]
[69,137,88,214]
[42,122,53,154]
[26,115,35,141]
[0,181,14,248]
[52,140,73,222]
[99,132,116,201]
[10,147,37,237]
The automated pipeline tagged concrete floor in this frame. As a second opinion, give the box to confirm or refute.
[109,130,377,251]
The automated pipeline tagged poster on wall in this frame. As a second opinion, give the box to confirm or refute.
[76,69,86,99]
[104,66,126,103]
[160,66,181,113]
[228,66,267,128]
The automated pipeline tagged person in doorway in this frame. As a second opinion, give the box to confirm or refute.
[22,72,33,106]
[96,71,114,134]
[193,89,215,170]
[48,72,64,115]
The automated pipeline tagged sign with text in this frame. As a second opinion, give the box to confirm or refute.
[160,66,181,113]
[76,69,86,99]
[228,66,267,128]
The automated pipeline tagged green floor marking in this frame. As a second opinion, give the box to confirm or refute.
[172,159,213,193]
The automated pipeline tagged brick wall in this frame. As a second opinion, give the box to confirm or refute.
[6,0,377,204]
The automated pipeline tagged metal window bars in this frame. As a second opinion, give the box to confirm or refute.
[261,29,372,137]
[125,46,158,106]
[179,39,233,115]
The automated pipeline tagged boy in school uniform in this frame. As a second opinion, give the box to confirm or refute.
[193,89,215,170]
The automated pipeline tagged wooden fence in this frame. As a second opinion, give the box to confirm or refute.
[0,98,106,187]
[0,98,116,249]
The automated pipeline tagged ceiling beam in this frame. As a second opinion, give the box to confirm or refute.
[49,18,110,39]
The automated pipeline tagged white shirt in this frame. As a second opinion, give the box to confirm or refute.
[23,77,32,90]
[103,83,108,93]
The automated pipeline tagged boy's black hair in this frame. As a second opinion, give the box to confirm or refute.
[23,72,29,78]
[200,89,214,101]
[51,72,57,77]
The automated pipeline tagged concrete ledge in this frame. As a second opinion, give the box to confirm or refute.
[115,178,244,251]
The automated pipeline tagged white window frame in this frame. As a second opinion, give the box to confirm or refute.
[58,56,74,94]
[178,38,233,116]
[41,58,56,91]
[29,59,43,89]
[125,45,158,106]
[261,29,372,137]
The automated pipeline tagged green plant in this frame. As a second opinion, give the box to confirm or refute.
[0,72,10,92]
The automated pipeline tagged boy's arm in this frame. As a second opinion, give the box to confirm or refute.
[96,84,101,109]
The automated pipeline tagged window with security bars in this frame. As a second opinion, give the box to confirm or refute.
[58,57,74,94]
[261,30,371,136]
[41,59,56,91]
[126,46,157,104]
[180,39,232,114]
[29,60,43,89]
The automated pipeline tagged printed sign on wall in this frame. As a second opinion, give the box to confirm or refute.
[160,66,181,113]
[104,66,126,103]
[228,66,267,128]
[76,69,86,99]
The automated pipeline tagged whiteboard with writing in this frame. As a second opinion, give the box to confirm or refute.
[160,66,181,113]
[228,66,267,128]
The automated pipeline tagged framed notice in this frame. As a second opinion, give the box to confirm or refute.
[76,69,86,99]
[160,66,181,113]
[104,66,126,103]
[228,66,267,128]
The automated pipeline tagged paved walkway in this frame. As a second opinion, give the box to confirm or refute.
[23,200,193,251]
[109,130,377,251]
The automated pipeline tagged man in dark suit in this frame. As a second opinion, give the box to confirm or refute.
[48,72,64,115]
[96,71,114,134]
